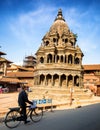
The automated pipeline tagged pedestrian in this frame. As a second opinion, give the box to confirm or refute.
[18,84,33,124]
[0,87,2,94]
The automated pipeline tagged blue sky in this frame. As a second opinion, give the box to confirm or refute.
[0,0,100,65]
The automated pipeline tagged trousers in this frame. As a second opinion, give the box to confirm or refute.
[20,106,27,122]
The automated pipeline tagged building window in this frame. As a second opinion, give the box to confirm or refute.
[47,54,52,63]
[61,55,63,62]
[40,57,44,63]
[65,38,68,43]
[45,41,49,46]
[68,54,72,64]
[75,58,80,64]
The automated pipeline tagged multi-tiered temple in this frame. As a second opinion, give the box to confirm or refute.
[34,9,84,89]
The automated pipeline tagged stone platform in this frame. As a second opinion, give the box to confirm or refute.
[30,87,93,102]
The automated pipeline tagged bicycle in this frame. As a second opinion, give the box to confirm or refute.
[4,105,43,129]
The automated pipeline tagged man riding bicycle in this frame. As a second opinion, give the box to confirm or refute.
[18,84,33,124]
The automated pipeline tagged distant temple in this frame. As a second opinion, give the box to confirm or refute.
[34,9,84,88]
[23,55,36,68]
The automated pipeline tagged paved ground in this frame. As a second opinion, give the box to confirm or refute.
[0,93,19,117]
[0,103,100,130]
[0,92,33,119]
[0,92,100,119]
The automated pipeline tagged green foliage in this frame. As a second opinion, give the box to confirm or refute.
[73,33,78,39]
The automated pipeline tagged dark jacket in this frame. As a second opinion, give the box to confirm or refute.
[18,90,32,107]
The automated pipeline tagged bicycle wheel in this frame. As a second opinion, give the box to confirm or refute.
[4,110,21,128]
[30,107,43,122]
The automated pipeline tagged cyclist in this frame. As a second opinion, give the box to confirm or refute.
[18,84,33,124]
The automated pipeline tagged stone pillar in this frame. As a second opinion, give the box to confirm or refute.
[80,58,82,65]
[64,55,66,63]
[73,55,74,64]
[35,77,37,85]
[79,76,82,88]
[66,55,68,63]
[72,76,74,87]
[63,55,64,63]
[59,75,61,87]
[35,76,37,85]
[44,75,46,86]
[38,75,40,85]
[34,77,36,85]
[59,55,60,63]
[51,75,53,87]
[53,54,54,63]
[55,55,57,63]
[66,75,68,88]
[79,76,83,88]
[64,55,65,63]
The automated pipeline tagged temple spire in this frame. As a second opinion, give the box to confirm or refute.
[55,9,65,21]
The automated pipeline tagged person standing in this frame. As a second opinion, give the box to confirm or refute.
[18,84,33,124]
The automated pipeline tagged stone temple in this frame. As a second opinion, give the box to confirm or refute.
[34,9,84,89]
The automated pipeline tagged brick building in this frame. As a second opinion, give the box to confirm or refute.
[83,64,100,95]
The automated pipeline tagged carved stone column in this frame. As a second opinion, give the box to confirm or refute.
[59,75,61,87]
[51,75,53,87]
[66,75,68,88]
[79,76,83,88]
[38,75,40,85]
[44,75,46,86]
[72,76,74,87]
[66,55,68,63]
[72,55,74,64]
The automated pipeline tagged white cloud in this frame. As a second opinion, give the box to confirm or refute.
[63,7,100,64]
[7,5,100,64]
[9,6,57,49]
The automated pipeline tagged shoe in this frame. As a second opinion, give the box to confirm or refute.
[24,120,30,124]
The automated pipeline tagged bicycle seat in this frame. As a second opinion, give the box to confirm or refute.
[9,107,20,111]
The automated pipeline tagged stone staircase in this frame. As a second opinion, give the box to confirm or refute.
[30,87,93,103]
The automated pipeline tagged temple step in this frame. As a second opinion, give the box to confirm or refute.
[29,87,93,102]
